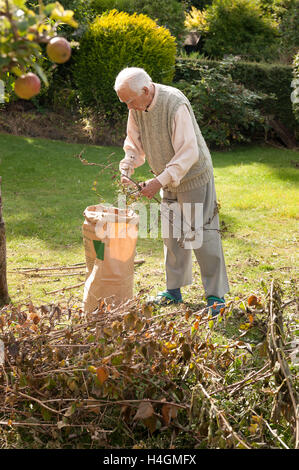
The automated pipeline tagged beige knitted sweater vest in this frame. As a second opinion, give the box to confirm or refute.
[132,83,213,192]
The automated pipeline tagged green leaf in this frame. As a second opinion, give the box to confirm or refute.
[111,354,123,366]
[17,19,29,33]
[41,407,52,421]
[13,0,27,8]
[260,279,268,294]
[32,62,49,87]
[64,403,76,417]
[182,343,191,361]
[43,3,58,16]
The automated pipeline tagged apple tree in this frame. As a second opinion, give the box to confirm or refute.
[0,0,78,100]
[0,0,79,305]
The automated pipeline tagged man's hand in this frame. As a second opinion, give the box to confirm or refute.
[140,178,162,199]
[121,175,136,187]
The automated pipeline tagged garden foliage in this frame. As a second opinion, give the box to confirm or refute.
[74,10,176,120]
[0,0,77,101]
[89,0,186,39]
[0,281,297,448]
[175,56,296,133]
[259,0,299,64]
[176,58,269,148]
[185,0,279,63]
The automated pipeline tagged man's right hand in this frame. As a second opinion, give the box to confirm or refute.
[121,175,134,186]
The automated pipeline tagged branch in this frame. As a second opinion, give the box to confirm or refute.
[2,386,63,416]
[43,282,84,295]
[195,380,251,449]
[249,408,289,449]
[269,281,299,448]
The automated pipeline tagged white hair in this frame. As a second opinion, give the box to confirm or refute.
[114,67,152,95]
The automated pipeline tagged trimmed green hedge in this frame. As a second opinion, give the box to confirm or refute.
[174,57,296,131]
[74,10,176,120]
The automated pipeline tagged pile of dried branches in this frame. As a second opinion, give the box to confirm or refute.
[0,280,297,449]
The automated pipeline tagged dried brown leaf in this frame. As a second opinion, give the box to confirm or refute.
[96,366,109,385]
[134,401,154,420]
[162,404,178,425]
[248,295,258,306]
[144,415,157,434]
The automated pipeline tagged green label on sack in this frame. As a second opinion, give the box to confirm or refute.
[93,240,105,260]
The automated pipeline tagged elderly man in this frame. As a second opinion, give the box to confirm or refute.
[114,67,229,315]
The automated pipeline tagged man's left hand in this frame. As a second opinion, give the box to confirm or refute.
[140,178,162,199]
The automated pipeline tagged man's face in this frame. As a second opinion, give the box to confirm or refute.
[117,83,149,111]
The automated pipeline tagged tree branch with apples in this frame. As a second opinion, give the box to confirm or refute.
[0,0,78,100]
[0,0,78,305]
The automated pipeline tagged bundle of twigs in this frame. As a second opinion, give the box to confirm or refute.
[0,283,297,449]
[9,260,145,295]
[267,280,299,448]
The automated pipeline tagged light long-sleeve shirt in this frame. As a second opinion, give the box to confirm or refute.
[119,90,200,188]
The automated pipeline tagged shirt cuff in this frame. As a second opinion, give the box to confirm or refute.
[156,169,173,187]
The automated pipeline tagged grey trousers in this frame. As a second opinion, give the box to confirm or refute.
[162,177,229,299]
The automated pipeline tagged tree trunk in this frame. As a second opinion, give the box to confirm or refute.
[0,177,10,306]
[267,118,298,150]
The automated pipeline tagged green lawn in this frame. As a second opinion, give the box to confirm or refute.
[0,133,298,306]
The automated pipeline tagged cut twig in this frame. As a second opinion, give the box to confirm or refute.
[23,272,85,278]
[44,282,85,295]
[249,408,289,449]
[10,264,85,273]
[11,260,144,275]
[195,380,251,449]
[2,386,63,416]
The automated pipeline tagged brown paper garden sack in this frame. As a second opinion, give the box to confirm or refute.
[82,204,139,314]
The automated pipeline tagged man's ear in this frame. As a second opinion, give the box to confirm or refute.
[143,86,149,95]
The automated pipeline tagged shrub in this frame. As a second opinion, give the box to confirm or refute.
[89,0,186,39]
[176,58,269,148]
[74,10,176,120]
[259,0,299,65]
[175,56,296,132]
[200,0,279,63]
[184,6,209,32]
[276,0,299,65]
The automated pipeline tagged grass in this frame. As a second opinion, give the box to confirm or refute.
[0,133,298,307]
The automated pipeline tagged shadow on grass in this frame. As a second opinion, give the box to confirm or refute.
[1,135,123,249]
[1,135,298,251]
[211,143,299,186]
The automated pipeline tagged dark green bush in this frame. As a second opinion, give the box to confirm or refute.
[175,56,296,131]
[89,0,186,39]
[74,10,176,121]
[276,0,299,65]
[259,0,299,65]
[176,58,267,148]
[200,0,279,63]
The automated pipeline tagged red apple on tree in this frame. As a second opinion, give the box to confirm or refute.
[46,37,72,64]
[14,73,41,100]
